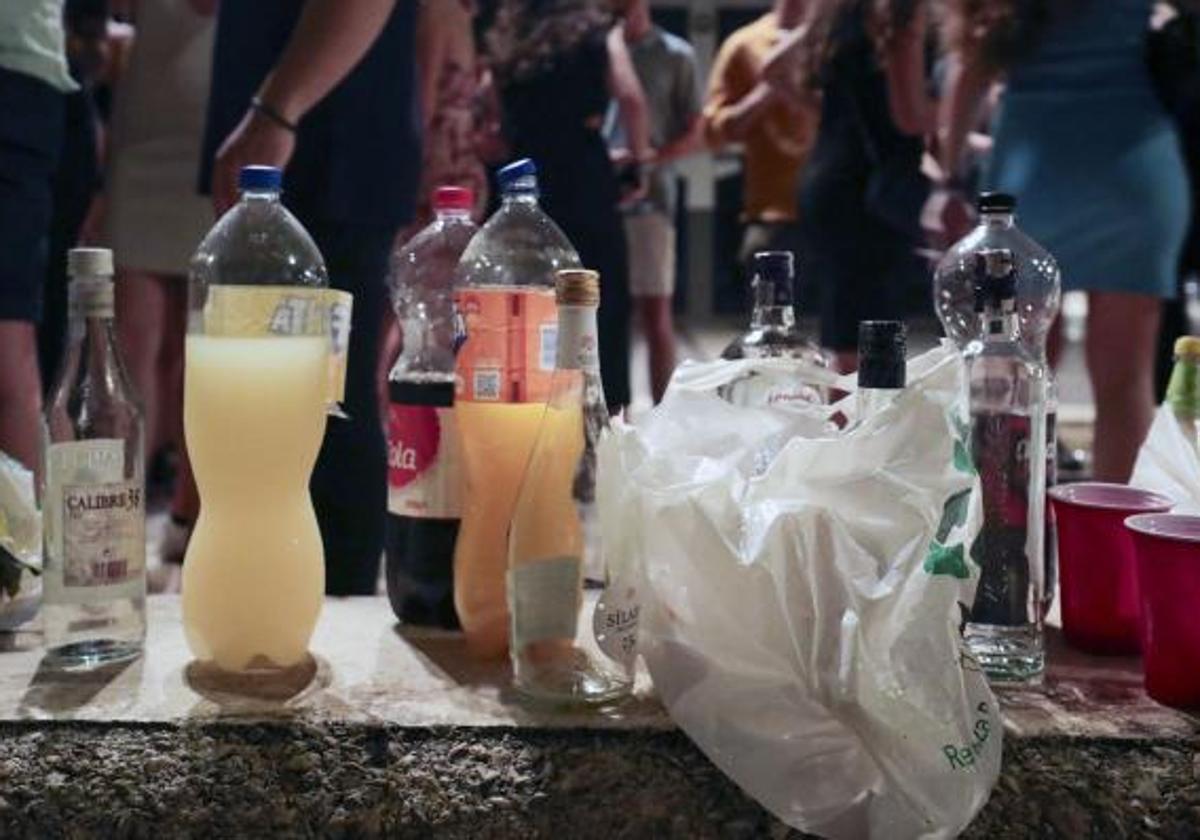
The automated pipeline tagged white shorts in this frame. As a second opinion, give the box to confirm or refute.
[625,212,676,298]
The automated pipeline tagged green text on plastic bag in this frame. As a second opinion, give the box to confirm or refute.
[925,541,970,579]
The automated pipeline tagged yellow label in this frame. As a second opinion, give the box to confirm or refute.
[200,286,353,406]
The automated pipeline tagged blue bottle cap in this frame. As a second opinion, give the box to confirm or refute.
[497,158,537,191]
[239,165,283,192]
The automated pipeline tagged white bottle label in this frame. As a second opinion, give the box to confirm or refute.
[61,480,144,587]
[45,440,145,599]
[509,556,581,646]
[556,306,599,372]
[593,580,639,667]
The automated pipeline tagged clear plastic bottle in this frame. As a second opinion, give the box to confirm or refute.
[508,270,635,705]
[963,249,1048,684]
[935,192,1060,618]
[42,248,146,669]
[454,158,581,658]
[721,251,830,407]
[385,187,478,629]
[182,165,332,674]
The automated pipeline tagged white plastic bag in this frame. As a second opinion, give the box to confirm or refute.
[1130,405,1200,513]
[598,344,1000,840]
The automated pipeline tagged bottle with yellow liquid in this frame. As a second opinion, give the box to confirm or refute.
[1167,336,1200,454]
[509,270,637,705]
[182,165,336,675]
[454,159,580,658]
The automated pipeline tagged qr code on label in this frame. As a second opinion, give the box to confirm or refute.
[474,368,502,401]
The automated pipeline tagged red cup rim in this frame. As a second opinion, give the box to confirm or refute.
[1047,482,1175,513]
[1125,513,1200,544]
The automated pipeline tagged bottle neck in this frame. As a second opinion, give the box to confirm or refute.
[241,188,281,204]
[502,181,539,206]
[751,279,795,330]
[435,208,472,222]
[981,210,1015,230]
[556,304,600,373]
[1168,356,1200,421]
[856,386,902,421]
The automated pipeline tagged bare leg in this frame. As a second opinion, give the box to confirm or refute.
[114,269,169,455]
[0,321,43,477]
[1085,291,1161,483]
[635,295,676,404]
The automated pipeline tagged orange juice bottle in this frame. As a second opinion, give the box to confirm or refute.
[454,159,580,658]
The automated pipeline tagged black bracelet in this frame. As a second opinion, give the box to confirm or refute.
[250,96,298,133]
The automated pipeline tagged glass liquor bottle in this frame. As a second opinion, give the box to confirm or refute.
[934,192,1061,617]
[508,269,636,705]
[721,251,830,407]
[41,248,146,669]
[963,249,1048,683]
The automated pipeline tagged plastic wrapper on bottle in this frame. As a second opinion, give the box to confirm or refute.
[597,344,1000,840]
[0,450,42,628]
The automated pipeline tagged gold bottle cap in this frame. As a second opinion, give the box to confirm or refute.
[556,269,600,307]
[1175,336,1200,359]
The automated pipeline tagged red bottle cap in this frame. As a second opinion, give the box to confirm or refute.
[433,186,474,212]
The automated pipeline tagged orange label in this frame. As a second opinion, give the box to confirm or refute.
[455,287,558,404]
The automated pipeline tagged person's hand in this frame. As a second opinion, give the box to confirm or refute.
[211,110,296,216]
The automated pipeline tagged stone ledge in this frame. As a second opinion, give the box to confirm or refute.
[0,597,1196,838]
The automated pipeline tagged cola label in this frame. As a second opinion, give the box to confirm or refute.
[387,380,461,519]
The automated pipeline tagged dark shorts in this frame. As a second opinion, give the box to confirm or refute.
[0,67,64,323]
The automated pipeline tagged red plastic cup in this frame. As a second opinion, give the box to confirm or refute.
[1047,483,1173,654]
[1125,514,1200,708]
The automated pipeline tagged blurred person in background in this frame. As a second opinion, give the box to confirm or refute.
[103,0,216,584]
[202,0,421,595]
[767,0,932,372]
[0,0,77,476]
[704,0,818,286]
[939,0,1191,482]
[609,0,704,404]
[38,0,109,391]
[378,0,489,417]
[487,0,651,411]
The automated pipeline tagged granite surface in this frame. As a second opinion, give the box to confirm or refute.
[0,596,1195,839]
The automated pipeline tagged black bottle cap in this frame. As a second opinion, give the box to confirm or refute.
[977,192,1016,214]
[858,320,907,389]
[753,250,796,306]
[754,251,794,283]
[973,249,1018,312]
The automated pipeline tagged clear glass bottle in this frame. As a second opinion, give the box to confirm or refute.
[935,193,1060,618]
[508,269,636,705]
[721,251,830,407]
[385,186,478,629]
[1166,335,1200,453]
[856,320,907,421]
[963,249,1048,683]
[41,247,146,669]
[453,158,582,659]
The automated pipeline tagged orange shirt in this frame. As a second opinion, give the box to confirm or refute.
[704,13,817,223]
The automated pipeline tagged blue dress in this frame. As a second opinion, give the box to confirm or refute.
[986,0,1189,297]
